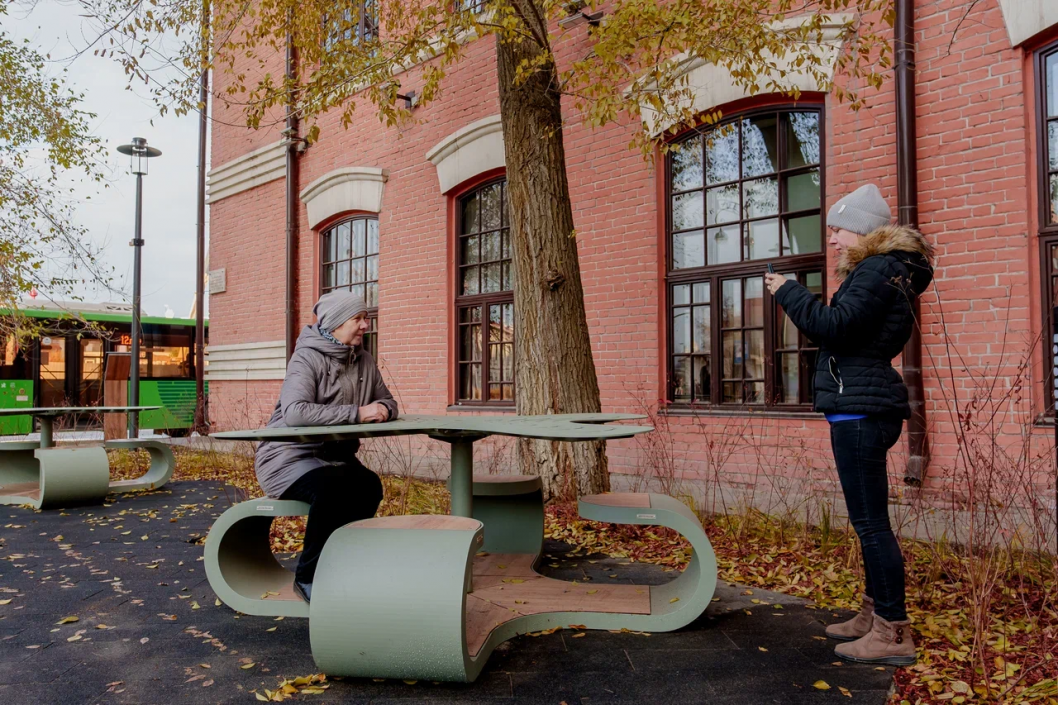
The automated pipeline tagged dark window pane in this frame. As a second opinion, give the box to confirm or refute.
[352,219,366,258]
[780,353,799,403]
[786,170,821,212]
[692,305,710,352]
[745,219,780,261]
[502,304,513,339]
[778,310,797,348]
[671,136,703,191]
[367,219,379,254]
[351,258,366,285]
[673,308,691,354]
[806,271,823,296]
[722,331,743,378]
[1051,174,1058,225]
[722,381,742,403]
[336,261,350,287]
[742,115,778,177]
[460,306,479,324]
[366,282,378,308]
[802,349,818,400]
[693,282,710,303]
[322,264,334,289]
[673,357,691,401]
[351,284,365,302]
[693,356,711,402]
[722,279,742,328]
[708,225,740,265]
[502,342,513,380]
[366,255,378,282]
[502,384,514,401]
[462,266,479,296]
[489,345,502,381]
[707,183,740,225]
[745,278,764,327]
[481,184,502,230]
[673,192,705,230]
[786,112,821,167]
[463,235,480,264]
[482,231,502,262]
[337,221,352,260]
[707,123,740,184]
[744,177,778,219]
[502,231,510,258]
[673,230,705,269]
[489,305,502,342]
[502,262,512,291]
[784,214,822,255]
[673,284,691,305]
[482,263,502,293]
[462,193,480,234]
[745,329,764,379]
[1052,244,1058,273]
[489,383,503,401]
[322,231,334,263]
[745,381,764,404]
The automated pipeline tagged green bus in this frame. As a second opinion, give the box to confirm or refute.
[0,304,208,436]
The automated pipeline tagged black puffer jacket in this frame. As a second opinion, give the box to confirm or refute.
[774,225,934,418]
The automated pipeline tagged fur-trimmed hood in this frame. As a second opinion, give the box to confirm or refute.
[837,224,935,295]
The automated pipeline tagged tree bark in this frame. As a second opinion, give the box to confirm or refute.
[496,5,608,501]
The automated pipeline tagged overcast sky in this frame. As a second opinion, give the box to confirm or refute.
[9,0,205,319]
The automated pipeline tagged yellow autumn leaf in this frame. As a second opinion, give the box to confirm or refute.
[215,599,222,607]
[670,597,680,603]
[266,627,277,632]
[240,662,256,669]
[255,693,269,702]
[95,624,109,629]
[56,616,79,625]
[571,632,586,638]
[0,599,11,605]
[839,686,852,697]
[758,646,768,652]
[586,589,598,595]
[403,680,417,685]
[281,684,298,694]
[145,564,158,570]
[67,634,82,642]
[813,681,831,691]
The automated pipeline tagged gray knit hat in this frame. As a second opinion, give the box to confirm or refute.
[313,290,367,331]
[827,184,891,235]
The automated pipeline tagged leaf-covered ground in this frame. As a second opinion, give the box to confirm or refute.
[111,446,1058,703]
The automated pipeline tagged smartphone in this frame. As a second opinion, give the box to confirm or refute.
[766,263,775,274]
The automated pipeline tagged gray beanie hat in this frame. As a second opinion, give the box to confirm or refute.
[313,290,367,331]
[827,184,891,235]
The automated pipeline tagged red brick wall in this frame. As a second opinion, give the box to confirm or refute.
[208,0,1056,505]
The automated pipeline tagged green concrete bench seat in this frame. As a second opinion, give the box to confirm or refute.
[204,490,716,682]
[455,474,545,557]
[105,439,176,493]
[0,443,111,510]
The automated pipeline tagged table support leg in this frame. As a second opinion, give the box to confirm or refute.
[449,440,473,518]
[39,417,53,450]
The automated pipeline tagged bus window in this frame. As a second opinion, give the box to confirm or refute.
[40,336,67,406]
[0,336,30,380]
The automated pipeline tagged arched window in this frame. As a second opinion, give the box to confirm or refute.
[666,107,826,408]
[455,178,514,405]
[320,215,379,357]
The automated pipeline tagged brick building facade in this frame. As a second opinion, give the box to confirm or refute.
[206,0,1058,511]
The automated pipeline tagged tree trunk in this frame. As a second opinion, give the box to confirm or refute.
[496,7,608,501]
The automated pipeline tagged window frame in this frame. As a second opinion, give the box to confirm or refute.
[664,104,828,412]
[453,176,515,407]
[1037,40,1058,416]
[318,214,380,359]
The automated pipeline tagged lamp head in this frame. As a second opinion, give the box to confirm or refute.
[117,137,162,175]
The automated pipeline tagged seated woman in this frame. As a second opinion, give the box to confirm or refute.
[255,290,398,603]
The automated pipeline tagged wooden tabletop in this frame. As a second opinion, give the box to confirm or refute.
[211,413,652,443]
[0,406,160,417]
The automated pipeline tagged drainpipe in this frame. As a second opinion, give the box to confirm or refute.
[284,28,299,362]
[896,0,928,485]
[194,0,210,432]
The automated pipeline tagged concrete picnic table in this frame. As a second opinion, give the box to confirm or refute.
[0,406,175,509]
[205,413,718,682]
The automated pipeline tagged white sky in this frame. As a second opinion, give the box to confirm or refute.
[8,0,205,319]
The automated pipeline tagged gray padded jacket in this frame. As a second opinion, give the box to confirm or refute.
[254,324,398,497]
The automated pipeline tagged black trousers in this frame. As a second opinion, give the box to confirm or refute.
[830,416,907,622]
[279,460,383,584]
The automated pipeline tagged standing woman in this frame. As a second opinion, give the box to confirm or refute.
[764,184,933,666]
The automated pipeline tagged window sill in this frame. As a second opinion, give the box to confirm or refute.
[659,406,825,421]
[446,404,516,414]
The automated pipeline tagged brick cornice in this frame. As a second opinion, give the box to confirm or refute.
[206,140,287,203]
[299,166,388,228]
[425,115,505,194]
[997,0,1058,47]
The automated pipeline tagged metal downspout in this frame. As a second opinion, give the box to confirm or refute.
[194,0,210,432]
[896,0,929,484]
[284,30,299,362]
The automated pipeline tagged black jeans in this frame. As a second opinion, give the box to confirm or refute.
[280,460,383,584]
[830,417,907,622]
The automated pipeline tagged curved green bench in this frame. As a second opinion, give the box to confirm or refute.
[205,491,715,682]
[0,443,111,510]
[449,474,544,557]
[203,498,311,618]
[105,439,176,493]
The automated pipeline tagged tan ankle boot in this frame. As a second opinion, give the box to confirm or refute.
[835,614,916,666]
[826,596,874,641]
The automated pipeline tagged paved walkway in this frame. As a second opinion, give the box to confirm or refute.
[0,481,894,703]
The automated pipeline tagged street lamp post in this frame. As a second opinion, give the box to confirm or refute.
[116,137,162,439]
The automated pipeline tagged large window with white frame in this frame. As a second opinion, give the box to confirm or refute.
[666,107,827,409]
